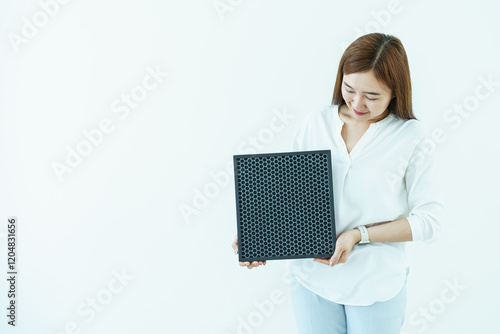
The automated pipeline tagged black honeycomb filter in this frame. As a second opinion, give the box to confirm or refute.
[234,150,336,262]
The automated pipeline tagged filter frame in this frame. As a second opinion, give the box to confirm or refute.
[233,150,336,262]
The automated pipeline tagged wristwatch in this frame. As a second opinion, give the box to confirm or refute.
[356,225,370,244]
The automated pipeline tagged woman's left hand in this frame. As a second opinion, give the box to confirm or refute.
[314,229,360,267]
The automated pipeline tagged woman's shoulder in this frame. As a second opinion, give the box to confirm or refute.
[300,103,336,117]
[392,114,429,137]
[299,104,338,126]
[291,104,336,145]
[388,114,432,150]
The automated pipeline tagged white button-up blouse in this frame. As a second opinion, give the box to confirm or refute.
[286,104,445,306]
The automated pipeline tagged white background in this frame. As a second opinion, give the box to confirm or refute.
[1,0,499,333]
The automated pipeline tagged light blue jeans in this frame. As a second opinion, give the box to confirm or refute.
[290,268,408,334]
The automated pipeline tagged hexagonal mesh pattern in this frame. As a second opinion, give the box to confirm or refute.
[234,150,336,261]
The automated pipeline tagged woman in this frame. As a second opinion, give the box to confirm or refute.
[232,33,444,333]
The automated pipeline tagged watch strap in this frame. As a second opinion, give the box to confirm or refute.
[356,225,370,244]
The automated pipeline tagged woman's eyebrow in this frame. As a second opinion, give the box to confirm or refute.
[344,82,381,95]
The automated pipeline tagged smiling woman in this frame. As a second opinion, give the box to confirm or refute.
[232,32,445,334]
[332,32,415,121]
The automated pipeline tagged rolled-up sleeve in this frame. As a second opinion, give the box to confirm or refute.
[404,132,445,243]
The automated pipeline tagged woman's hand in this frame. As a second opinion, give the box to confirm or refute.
[314,229,360,267]
[232,235,266,269]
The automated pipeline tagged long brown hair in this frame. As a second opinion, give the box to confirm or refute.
[332,33,416,120]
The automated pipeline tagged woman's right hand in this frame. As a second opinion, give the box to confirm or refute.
[232,235,266,269]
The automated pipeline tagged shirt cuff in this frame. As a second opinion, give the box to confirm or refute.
[406,212,443,243]
[406,215,424,242]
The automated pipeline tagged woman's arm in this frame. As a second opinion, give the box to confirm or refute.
[359,218,412,242]
[314,218,412,267]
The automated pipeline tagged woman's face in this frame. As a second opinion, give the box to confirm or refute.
[341,70,393,123]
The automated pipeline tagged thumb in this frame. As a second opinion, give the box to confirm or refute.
[329,248,343,266]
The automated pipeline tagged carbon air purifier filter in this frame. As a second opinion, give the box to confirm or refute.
[233,150,336,261]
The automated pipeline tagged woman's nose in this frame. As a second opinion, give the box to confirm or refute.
[351,96,365,110]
